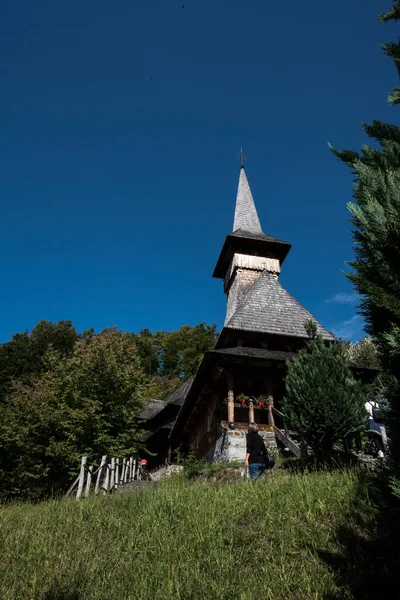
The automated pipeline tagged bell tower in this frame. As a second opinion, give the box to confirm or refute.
[213,155,291,324]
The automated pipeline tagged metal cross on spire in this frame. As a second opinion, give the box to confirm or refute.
[237,148,247,167]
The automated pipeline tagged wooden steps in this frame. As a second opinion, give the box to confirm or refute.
[116,481,156,494]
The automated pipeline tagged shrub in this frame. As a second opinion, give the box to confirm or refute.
[283,321,366,458]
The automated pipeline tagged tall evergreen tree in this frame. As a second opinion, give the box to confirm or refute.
[331,2,400,483]
[283,322,366,458]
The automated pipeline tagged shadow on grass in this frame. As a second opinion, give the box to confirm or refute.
[41,583,82,600]
[281,451,366,473]
[317,471,400,599]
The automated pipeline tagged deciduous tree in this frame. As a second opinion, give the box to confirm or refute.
[0,328,145,499]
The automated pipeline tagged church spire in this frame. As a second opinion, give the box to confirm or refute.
[213,154,291,281]
[233,164,262,234]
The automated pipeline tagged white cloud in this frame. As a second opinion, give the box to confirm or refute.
[326,292,358,305]
[332,315,364,341]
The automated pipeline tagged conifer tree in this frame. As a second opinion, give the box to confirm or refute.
[283,322,366,459]
[331,2,400,482]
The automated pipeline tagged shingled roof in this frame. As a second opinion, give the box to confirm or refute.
[225,270,335,341]
[165,376,194,406]
[233,167,262,233]
[137,400,167,420]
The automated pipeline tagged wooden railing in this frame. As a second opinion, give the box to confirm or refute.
[271,407,302,458]
[66,455,146,500]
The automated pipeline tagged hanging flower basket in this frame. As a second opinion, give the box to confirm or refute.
[236,393,251,406]
[224,394,268,408]
[254,395,268,408]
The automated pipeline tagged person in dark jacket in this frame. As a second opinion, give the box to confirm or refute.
[244,423,266,480]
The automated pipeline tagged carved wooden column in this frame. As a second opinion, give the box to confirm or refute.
[267,395,274,427]
[248,399,255,423]
[227,371,235,428]
[267,374,274,427]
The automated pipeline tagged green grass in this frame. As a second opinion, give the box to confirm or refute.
[0,469,389,599]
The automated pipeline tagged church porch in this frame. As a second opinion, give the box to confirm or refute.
[169,348,301,464]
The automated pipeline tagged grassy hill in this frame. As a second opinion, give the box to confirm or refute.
[0,468,396,600]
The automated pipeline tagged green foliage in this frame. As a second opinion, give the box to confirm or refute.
[181,456,244,480]
[341,337,381,369]
[141,374,182,402]
[0,329,145,500]
[181,452,205,479]
[0,319,218,498]
[0,320,79,401]
[331,4,400,485]
[132,328,161,377]
[380,1,400,104]
[379,1,400,24]
[159,323,218,378]
[283,322,366,457]
[0,470,388,600]
[134,323,217,399]
[0,321,217,406]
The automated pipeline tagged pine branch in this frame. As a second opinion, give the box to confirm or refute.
[379,2,400,23]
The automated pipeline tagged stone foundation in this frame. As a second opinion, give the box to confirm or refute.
[207,428,277,463]
[150,464,184,481]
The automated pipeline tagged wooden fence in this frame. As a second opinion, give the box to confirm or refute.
[66,456,146,500]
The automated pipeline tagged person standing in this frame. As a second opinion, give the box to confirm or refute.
[244,423,267,480]
[139,458,151,480]
[365,400,385,458]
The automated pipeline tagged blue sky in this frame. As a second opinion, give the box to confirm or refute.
[0,0,397,343]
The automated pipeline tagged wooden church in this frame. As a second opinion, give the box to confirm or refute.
[142,160,335,464]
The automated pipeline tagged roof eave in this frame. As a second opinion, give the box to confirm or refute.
[216,326,335,348]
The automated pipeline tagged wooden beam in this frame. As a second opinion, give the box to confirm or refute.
[249,400,255,423]
[227,371,234,425]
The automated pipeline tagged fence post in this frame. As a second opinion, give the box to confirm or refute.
[121,458,127,484]
[84,465,93,497]
[103,464,111,494]
[115,458,120,490]
[133,459,137,480]
[95,455,107,495]
[110,457,115,490]
[128,456,133,482]
[76,456,87,501]
[65,475,80,498]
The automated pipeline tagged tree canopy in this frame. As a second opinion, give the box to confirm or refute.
[0,320,217,499]
[340,337,381,370]
[0,328,145,499]
[0,320,80,402]
[331,1,400,482]
[133,323,217,400]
